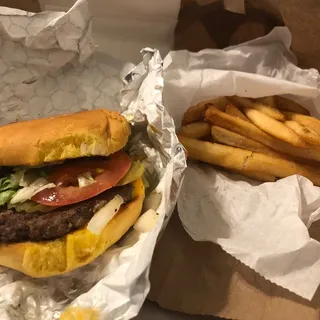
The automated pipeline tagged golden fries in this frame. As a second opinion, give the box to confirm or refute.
[205,106,320,161]
[251,102,285,121]
[228,96,253,108]
[182,97,229,125]
[178,122,211,139]
[206,97,230,110]
[205,106,272,146]
[243,108,308,148]
[255,96,276,108]
[284,112,320,136]
[284,120,320,145]
[276,96,310,115]
[182,103,207,125]
[179,136,320,186]
[204,107,299,153]
[229,96,285,121]
[180,95,320,184]
[211,126,287,158]
[179,135,253,172]
[225,104,250,122]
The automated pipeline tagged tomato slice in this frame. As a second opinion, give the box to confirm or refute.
[32,151,131,206]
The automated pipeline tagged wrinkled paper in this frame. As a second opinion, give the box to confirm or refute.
[0,1,186,319]
[163,27,320,300]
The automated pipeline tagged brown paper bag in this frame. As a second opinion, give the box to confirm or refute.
[177,0,320,71]
[157,1,320,318]
[0,0,40,11]
[148,211,320,320]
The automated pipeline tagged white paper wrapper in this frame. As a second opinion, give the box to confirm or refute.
[163,27,320,300]
[40,0,180,64]
[0,2,186,319]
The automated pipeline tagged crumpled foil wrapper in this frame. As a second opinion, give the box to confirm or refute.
[0,1,187,319]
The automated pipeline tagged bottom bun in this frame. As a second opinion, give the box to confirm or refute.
[0,177,145,278]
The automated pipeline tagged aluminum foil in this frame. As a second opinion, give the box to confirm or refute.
[0,1,187,319]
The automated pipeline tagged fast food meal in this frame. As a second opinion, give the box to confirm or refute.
[0,110,145,277]
[178,95,320,184]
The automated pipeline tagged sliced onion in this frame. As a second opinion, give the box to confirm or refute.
[143,191,162,212]
[87,195,124,235]
[134,209,159,233]
[87,142,105,156]
[10,179,56,204]
[77,172,95,188]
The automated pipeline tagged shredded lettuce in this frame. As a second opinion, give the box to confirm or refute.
[0,173,22,205]
[0,175,19,192]
[8,201,54,213]
[0,190,17,206]
[9,168,49,187]
[18,170,37,187]
[0,168,54,206]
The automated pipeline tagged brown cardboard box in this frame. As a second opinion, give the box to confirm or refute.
[149,212,320,320]
[150,4,320,316]
[176,0,283,50]
[177,0,320,71]
[0,0,40,11]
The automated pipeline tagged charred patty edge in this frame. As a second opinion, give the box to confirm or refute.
[0,184,133,243]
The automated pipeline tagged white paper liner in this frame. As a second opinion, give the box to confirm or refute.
[163,27,320,300]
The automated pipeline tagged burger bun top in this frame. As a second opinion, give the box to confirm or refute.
[0,109,130,167]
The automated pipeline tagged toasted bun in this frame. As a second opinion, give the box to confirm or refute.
[0,178,145,277]
[0,109,130,166]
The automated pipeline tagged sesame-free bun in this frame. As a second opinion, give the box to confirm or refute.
[0,178,145,277]
[0,109,130,166]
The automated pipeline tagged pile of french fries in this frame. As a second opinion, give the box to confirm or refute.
[178,95,320,185]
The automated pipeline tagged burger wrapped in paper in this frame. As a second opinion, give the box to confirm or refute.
[0,109,145,278]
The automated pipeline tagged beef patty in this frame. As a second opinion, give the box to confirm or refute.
[0,184,133,243]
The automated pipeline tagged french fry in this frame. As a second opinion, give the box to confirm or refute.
[229,96,285,121]
[206,97,230,110]
[251,102,285,121]
[276,96,310,115]
[255,96,276,108]
[182,104,207,125]
[205,107,271,147]
[182,97,229,125]
[179,135,254,172]
[284,120,320,145]
[178,122,211,139]
[178,135,320,186]
[308,145,320,162]
[225,104,250,122]
[204,106,320,161]
[227,96,253,109]
[211,126,288,158]
[284,112,320,136]
[243,108,308,148]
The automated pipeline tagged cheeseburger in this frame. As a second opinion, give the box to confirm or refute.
[0,109,145,277]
